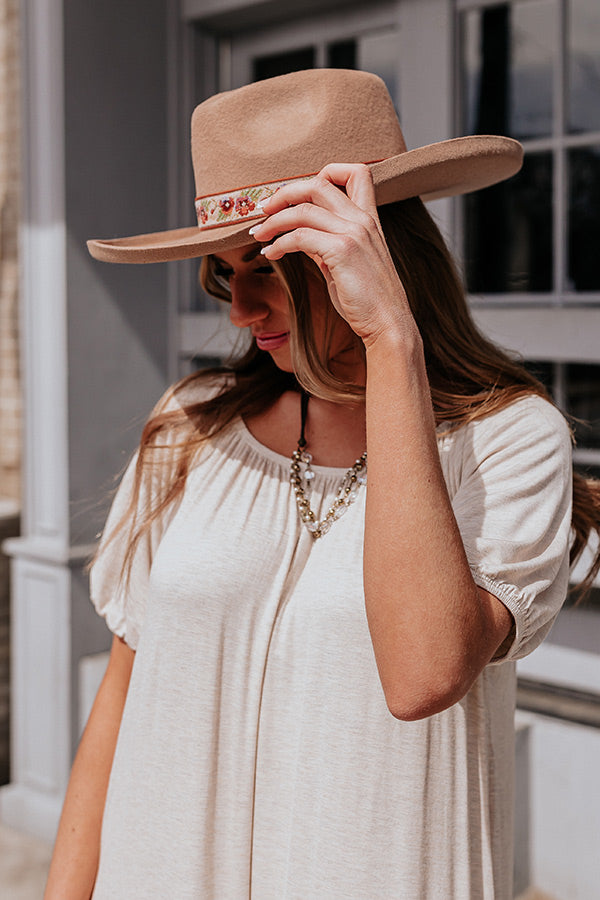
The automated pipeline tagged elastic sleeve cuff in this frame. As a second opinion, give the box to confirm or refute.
[471,569,534,665]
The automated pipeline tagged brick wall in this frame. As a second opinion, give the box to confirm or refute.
[0,0,21,502]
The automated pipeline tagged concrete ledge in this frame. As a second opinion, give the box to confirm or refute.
[0,822,52,900]
[0,783,61,845]
[2,536,96,568]
[472,305,600,363]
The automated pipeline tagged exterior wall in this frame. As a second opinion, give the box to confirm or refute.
[2,3,598,895]
[515,603,600,899]
[516,710,600,900]
[0,0,172,842]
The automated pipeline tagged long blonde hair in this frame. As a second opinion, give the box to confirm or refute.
[103,196,600,597]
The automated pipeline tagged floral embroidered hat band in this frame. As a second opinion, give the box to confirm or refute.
[87,68,523,265]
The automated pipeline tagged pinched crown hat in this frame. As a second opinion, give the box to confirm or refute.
[87,68,523,264]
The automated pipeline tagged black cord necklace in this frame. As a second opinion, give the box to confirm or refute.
[290,391,367,539]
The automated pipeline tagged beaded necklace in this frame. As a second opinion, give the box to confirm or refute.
[290,391,367,539]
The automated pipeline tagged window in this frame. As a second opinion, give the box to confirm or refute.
[458,0,600,301]
[458,0,600,487]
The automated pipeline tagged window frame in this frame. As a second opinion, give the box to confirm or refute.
[455,0,600,307]
[455,0,600,484]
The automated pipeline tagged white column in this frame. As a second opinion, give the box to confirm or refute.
[2,0,172,842]
[0,0,72,843]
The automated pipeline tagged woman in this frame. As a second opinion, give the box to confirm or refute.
[45,69,599,899]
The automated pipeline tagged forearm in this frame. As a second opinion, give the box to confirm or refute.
[363,332,510,719]
[44,636,134,899]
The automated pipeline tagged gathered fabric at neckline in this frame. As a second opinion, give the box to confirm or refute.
[231,414,354,479]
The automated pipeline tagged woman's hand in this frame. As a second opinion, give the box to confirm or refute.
[249,163,418,350]
[253,165,515,721]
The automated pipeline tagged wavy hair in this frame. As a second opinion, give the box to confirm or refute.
[100,197,600,598]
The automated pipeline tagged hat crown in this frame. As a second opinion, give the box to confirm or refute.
[88,68,523,263]
[191,69,407,197]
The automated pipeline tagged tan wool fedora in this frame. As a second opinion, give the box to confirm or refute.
[87,68,523,265]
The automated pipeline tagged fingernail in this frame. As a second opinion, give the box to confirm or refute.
[257,195,274,211]
[248,225,259,235]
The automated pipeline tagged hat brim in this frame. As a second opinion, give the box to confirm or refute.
[87,135,522,264]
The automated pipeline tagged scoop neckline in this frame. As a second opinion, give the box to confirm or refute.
[234,416,355,477]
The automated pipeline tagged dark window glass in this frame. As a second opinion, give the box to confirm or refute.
[568,145,600,291]
[574,462,600,481]
[568,0,600,133]
[464,152,553,293]
[461,5,510,135]
[523,360,556,396]
[190,355,222,371]
[567,364,600,449]
[253,47,315,82]
[328,39,356,69]
[461,1,555,140]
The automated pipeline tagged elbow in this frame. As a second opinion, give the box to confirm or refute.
[385,695,459,722]
[382,671,475,722]
[386,697,435,722]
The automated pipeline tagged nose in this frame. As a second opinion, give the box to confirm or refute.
[228,280,269,329]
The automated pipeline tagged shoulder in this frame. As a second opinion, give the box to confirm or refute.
[440,394,572,487]
[479,393,568,432]
[469,394,571,459]
[444,393,570,452]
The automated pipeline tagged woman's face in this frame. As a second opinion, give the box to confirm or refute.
[211,245,361,380]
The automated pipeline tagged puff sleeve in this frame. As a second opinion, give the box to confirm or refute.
[441,395,573,663]
[89,389,195,649]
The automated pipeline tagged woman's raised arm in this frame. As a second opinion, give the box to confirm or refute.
[253,163,514,719]
[44,635,135,900]
[362,332,513,720]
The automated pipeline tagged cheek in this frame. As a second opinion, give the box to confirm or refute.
[306,279,331,326]
[270,285,291,313]
[308,295,334,344]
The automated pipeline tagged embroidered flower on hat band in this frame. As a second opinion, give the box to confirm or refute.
[194,174,315,230]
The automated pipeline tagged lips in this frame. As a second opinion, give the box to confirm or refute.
[255,331,290,351]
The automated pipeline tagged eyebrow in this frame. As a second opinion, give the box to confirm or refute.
[213,245,263,266]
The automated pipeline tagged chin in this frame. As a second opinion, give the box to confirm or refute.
[263,346,294,373]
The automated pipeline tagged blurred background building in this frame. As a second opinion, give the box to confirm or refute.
[0,0,20,798]
[0,1,598,897]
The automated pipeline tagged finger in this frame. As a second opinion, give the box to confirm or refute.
[261,164,384,243]
[250,201,357,244]
[260,230,338,301]
[259,226,340,264]
[260,211,393,284]
[261,168,374,224]
[317,163,386,242]
[318,163,379,217]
